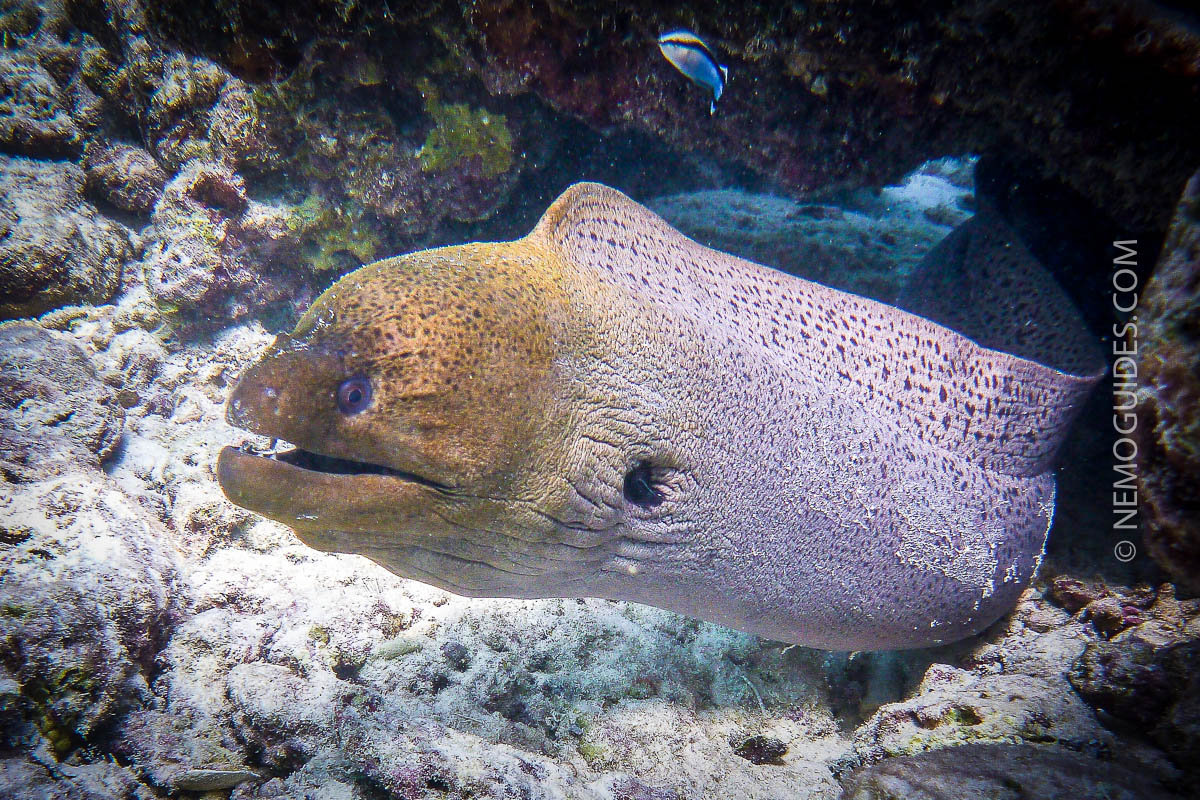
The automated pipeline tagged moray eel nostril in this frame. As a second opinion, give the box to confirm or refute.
[218,182,1103,651]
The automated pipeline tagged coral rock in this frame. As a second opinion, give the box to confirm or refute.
[0,155,132,319]
[0,471,178,754]
[0,756,155,800]
[854,668,1113,761]
[1069,639,1178,728]
[839,743,1178,800]
[83,141,168,215]
[1137,170,1200,592]
[146,54,229,169]
[208,77,278,171]
[1070,634,1200,777]
[732,733,789,765]
[0,50,83,158]
[1046,577,1104,614]
[140,160,300,323]
[0,321,124,481]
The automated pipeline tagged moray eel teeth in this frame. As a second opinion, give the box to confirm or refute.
[233,439,452,489]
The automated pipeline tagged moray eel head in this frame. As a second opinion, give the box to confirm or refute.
[217,244,566,589]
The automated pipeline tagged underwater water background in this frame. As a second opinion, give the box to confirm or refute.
[1,1,1199,798]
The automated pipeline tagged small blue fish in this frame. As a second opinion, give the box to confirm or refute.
[657,29,728,114]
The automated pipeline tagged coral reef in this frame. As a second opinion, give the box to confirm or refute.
[88,1,1200,236]
[82,141,168,215]
[469,0,1199,235]
[0,322,124,481]
[1137,171,1200,593]
[840,743,1178,800]
[282,192,382,275]
[4,0,1196,323]
[0,155,132,320]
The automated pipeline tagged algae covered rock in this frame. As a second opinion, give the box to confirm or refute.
[0,49,83,158]
[0,156,132,320]
[1066,585,1200,779]
[83,141,169,215]
[852,664,1114,761]
[1070,638,1196,726]
[140,160,301,323]
[0,321,124,481]
[1137,170,1200,593]
[0,471,178,758]
[251,44,524,262]
[839,743,1179,800]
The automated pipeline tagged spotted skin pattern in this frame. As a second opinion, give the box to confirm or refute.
[220,183,1103,651]
[525,184,1102,649]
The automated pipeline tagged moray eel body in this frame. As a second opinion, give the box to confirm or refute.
[218,183,1103,650]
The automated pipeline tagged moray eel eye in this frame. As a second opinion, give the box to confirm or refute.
[623,461,664,508]
[336,375,372,415]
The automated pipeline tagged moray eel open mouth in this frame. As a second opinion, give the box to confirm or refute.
[230,439,452,491]
[217,437,456,536]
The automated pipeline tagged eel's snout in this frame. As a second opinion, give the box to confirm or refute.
[224,376,278,433]
[222,344,348,444]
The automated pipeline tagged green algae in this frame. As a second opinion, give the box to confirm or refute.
[577,738,607,766]
[0,602,30,617]
[417,82,512,178]
[286,193,379,273]
[22,665,98,756]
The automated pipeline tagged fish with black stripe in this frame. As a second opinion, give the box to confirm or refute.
[657,29,729,114]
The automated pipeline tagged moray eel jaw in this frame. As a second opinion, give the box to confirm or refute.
[216,326,462,538]
[217,445,440,534]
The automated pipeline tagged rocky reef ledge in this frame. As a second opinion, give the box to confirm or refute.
[3,0,1198,328]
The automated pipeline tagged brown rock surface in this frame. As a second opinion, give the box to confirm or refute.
[1137,171,1200,593]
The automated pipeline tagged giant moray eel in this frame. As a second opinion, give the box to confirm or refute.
[218,183,1104,650]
